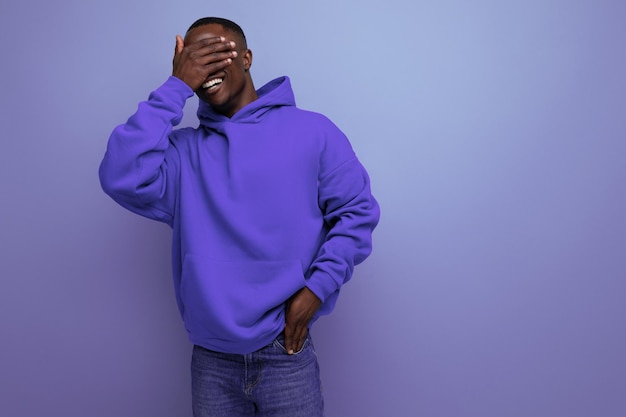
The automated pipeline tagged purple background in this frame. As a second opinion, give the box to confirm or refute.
[1,1,625,416]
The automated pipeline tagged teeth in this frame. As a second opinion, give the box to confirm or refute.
[202,78,223,89]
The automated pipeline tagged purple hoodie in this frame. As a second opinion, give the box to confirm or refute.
[99,75,379,354]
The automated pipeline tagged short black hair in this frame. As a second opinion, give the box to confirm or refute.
[187,17,247,48]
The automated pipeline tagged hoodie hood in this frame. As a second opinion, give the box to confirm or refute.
[197,76,296,128]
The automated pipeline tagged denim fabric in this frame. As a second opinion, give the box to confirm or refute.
[191,333,324,416]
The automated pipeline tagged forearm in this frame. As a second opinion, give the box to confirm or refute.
[306,159,380,302]
[99,77,192,217]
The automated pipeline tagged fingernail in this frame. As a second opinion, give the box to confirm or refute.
[232,51,238,57]
[288,349,294,355]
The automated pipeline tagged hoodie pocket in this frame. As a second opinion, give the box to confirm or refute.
[180,256,306,340]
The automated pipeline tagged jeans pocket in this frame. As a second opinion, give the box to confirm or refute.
[273,333,310,356]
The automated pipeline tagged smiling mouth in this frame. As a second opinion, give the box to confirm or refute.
[202,78,223,90]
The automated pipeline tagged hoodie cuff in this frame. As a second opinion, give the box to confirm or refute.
[306,270,339,303]
[160,76,195,101]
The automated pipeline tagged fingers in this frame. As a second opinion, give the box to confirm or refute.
[186,37,236,60]
[195,50,236,69]
[284,319,306,355]
[171,35,237,91]
[284,288,322,355]
[178,42,236,71]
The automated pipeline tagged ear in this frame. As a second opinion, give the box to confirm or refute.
[243,49,253,71]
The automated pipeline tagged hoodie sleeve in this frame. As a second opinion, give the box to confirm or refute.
[99,76,194,224]
[305,121,380,311]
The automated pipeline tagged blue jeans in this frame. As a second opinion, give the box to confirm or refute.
[191,333,325,416]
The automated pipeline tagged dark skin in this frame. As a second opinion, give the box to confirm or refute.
[284,287,322,354]
[171,24,321,354]
[173,24,258,117]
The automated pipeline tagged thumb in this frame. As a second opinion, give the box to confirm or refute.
[284,306,297,355]
[175,35,184,55]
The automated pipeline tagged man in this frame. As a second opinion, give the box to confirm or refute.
[99,17,379,416]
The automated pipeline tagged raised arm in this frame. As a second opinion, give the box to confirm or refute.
[99,35,237,223]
